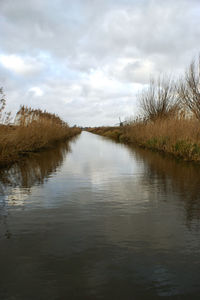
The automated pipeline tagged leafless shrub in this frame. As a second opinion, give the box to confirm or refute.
[177,56,200,120]
[140,76,180,122]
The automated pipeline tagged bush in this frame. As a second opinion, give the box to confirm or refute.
[140,76,180,122]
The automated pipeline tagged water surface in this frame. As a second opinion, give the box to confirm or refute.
[0,131,200,299]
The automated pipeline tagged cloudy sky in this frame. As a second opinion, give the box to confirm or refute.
[0,0,200,126]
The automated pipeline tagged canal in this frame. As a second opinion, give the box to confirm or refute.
[0,131,200,299]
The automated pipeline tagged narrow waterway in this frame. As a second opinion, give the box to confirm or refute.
[0,131,200,300]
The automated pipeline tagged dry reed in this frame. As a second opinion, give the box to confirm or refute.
[88,118,200,161]
[0,94,81,166]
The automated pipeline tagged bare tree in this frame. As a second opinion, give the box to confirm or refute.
[139,76,179,122]
[177,56,200,120]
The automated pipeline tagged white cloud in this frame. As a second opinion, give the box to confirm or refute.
[0,55,43,75]
[28,87,44,97]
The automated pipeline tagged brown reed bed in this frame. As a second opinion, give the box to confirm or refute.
[88,118,200,162]
[124,117,200,161]
[0,100,81,167]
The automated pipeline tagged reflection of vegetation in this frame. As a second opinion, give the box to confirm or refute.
[0,140,72,193]
[130,145,200,226]
[0,138,75,238]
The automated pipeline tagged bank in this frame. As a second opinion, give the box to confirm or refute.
[87,118,200,162]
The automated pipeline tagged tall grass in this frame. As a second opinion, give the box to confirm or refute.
[0,91,81,166]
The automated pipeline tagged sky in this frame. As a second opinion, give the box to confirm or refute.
[0,0,200,127]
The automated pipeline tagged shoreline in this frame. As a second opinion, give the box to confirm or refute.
[87,124,200,163]
[0,127,81,168]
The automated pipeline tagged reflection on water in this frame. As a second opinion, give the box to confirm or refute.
[0,140,72,242]
[0,140,72,207]
[0,132,200,300]
[129,146,200,227]
[0,141,71,192]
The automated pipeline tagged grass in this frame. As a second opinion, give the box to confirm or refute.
[0,104,81,167]
[87,127,123,140]
[125,118,200,161]
[88,117,200,162]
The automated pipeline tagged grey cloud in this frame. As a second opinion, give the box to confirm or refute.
[0,0,200,126]
[1,0,199,67]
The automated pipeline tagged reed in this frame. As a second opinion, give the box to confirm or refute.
[88,117,200,161]
[0,93,81,166]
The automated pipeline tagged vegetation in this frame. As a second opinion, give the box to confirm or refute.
[140,76,180,122]
[88,56,200,162]
[0,89,81,166]
[177,56,200,120]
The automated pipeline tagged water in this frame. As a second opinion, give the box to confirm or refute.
[0,131,200,300]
